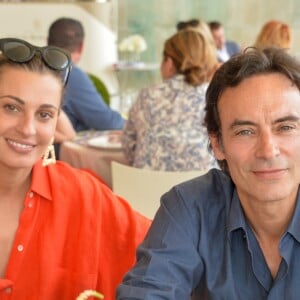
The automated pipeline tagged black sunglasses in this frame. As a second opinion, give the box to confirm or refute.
[177,19,200,31]
[0,38,72,85]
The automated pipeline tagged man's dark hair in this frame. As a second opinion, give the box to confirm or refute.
[48,17,84,52]
[204,47,300,173]
[208,21,222,31]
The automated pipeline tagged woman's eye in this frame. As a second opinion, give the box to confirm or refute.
[4,104,18,112]
[39,111,53,120]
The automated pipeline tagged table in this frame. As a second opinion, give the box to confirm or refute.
[59,130,128,188]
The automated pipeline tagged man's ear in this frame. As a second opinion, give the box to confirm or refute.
[209,134,226,161]
[78,42,84,54]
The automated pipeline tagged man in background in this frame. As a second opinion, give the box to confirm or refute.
[48,17,125,132]
[208,20,240,62]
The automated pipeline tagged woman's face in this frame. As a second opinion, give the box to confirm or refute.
[0,66,62,169]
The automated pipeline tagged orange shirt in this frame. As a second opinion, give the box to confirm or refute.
[0,160,151,300]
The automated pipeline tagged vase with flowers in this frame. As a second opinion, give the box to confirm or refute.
[118,34,147,65]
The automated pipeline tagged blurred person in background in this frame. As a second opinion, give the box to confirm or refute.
[176,18,215,46]
[48,17,125,132]
[176,18,218,61]
[121,29,219,171]
[208,20,241,62]
[254,19,292,50]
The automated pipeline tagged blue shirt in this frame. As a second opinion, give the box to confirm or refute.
[117,168,300,299]
[63,65,124,131]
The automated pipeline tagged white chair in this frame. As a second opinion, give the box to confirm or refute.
[111,161,207,219]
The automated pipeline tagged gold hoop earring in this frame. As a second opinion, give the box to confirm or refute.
[42,137,56,167]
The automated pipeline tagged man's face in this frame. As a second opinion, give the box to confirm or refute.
[211,27,226,49]
[210,73,300,207]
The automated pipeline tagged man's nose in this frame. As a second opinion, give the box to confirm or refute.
[255,131,280,159]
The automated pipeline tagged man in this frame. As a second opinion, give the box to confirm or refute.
[48,17,125,132]
[208,20,240,62]
[117,47,300,299]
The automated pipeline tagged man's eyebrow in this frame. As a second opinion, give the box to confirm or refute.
[229,119,256,129]
[274,115,300,123]
[229,115,300,130]
[0,95,59,111]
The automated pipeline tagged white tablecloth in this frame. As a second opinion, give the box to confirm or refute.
[59,130,128,188]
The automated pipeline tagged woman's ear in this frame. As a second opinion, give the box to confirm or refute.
[209,134,226,161]
[161,56,176,79]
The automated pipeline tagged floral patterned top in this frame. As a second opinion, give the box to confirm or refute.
[121,75,217,171]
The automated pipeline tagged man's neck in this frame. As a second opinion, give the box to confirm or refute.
[242,196,297,241]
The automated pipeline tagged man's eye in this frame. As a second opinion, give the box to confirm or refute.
[279,125,294,131]
[236,129,253,136]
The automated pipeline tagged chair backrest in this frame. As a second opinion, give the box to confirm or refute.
[111,161,207,219]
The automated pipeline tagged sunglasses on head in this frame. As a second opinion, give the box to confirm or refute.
[177,19,200,31]
[0,38,72,85]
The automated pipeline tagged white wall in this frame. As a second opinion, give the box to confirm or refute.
[0,3,119,95]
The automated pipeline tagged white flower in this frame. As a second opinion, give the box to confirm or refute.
[118,34,147,53]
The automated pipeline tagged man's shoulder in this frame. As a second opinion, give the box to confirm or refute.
[166,168,234,209]
[225,40,240,54]
[68,64,91,83]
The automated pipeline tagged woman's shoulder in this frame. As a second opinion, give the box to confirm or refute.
[44,160,108,197]
[56,160,104,180]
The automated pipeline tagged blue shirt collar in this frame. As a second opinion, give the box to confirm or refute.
[286,188,300,243]
[227,186,300,243]
[227,189,247,241]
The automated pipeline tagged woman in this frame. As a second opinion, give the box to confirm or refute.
[121,30,218,171]
[254,20,292,50]
[0,38,150,299]
[176,18,216,50]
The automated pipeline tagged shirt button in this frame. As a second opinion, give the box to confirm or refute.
[29,192,34,198]
[5,287,12,294]
[17,244,24,252]
[28,202,33,208]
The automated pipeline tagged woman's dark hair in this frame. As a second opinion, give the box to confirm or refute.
[0,54,64,105]
[204,46,300,173]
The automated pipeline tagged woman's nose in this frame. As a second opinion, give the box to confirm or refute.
[17,115,37,136]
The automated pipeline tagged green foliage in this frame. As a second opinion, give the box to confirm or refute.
[88,73,110,106]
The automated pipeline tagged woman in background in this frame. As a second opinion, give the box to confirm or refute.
[121,30,218,171]
[254,20,292,50]
[176,18,216,48]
